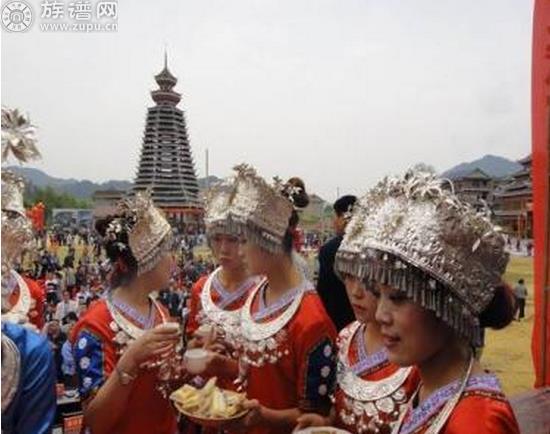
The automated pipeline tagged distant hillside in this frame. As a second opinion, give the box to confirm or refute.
[442,155,522,180]
[7,167,225,200]
[7,167,133,199]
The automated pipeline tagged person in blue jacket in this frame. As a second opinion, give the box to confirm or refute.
[2,321,57,434]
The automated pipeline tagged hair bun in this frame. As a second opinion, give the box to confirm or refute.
[94,216,113,237]
[283,177,310,209]
[95,215,132,263]
[479,283,516,329]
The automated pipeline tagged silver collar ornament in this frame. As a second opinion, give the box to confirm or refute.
[1,271,32,325]
[199,267,260,351]
[106,295,184,398]
[237,279,306,368]
[337,322,412,433]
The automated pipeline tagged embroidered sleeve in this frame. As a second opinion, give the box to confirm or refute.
[73,329,105,400]
[297,334,337,414]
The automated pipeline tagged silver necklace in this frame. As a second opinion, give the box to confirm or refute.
[237,279,307,368]
[201,267,260,332]
[106,294,166,352]
[2,271,31,325]
[211,269,257,309]
[107,294,185,398]
[240,279,305,341]
[337,322,411,433]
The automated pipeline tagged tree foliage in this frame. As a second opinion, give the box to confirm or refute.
[24,185,91,220]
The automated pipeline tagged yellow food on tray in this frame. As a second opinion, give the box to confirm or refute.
[170,377,246,420]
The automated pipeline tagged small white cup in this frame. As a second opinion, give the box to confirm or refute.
[184,348,209,374]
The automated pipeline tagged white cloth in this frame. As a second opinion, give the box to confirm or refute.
[55,300,78,321]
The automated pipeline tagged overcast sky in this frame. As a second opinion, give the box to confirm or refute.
[1,0,533,201]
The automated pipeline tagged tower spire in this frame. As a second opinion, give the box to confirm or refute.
[152,47,180,105]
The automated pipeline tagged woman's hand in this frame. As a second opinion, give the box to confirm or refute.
[225,399,264,432]
[186,337,202,349]
[203,351,227,375]
[118,323,181,374]
[202,352,238,378]
[205,340,229,354]
[294,413,330,430]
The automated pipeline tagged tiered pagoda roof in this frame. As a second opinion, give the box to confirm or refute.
[132,53,201,210]
[492,154,533,200]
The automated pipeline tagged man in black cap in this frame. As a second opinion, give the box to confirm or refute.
[316,195,357,331]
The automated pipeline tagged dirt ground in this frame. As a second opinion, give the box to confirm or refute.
[482,256,536,395]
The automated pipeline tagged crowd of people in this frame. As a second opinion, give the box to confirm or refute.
[1,108,527,434]
[3,172,528,434]
[9,227,215,394]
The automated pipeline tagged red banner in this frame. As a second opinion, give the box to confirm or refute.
[63,412,84,434]
[26,202,46,232]
[531,0,550,388]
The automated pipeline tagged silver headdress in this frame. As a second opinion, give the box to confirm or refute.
[1,107,40,316]
[115,190,172,275]
[335,170,509,346]
[1,194,34,317]
[204,179,238,238]
[210,164,294,254]
[2,171,27,218]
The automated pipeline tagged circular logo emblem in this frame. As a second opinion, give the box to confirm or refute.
[1,1,33,32]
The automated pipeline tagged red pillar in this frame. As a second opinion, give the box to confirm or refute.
[531,0,550,388]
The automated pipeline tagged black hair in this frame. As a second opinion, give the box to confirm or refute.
[63,312,78,324]
[282,177,310,254]
[95,215,138,288]
[479,283,516,330]
[333,195,357,216]
[518,278,525,284]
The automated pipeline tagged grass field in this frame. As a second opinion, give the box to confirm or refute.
[482,256,535,395]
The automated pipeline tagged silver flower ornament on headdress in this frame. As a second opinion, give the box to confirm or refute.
[1,107,40,164]
[336,170,509,346]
